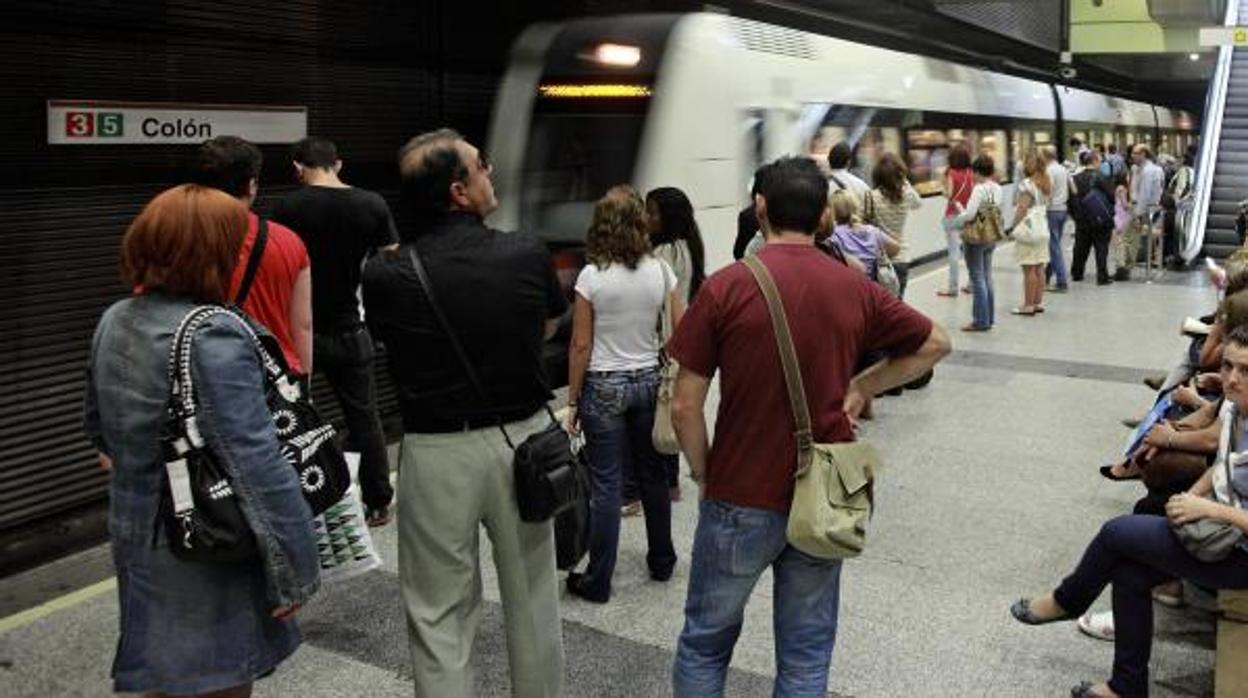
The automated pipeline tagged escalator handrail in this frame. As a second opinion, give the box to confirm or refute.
[1184,0,1240,261]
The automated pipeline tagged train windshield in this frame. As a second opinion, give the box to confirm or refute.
[519,94,650,247]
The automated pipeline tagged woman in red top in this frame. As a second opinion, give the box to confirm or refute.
[939,144,975,297]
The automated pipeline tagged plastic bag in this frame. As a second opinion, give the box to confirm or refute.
[312,452,382,583]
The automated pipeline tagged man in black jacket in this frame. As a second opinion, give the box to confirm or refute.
[361,128,566,698]
[1069,150,1115,286]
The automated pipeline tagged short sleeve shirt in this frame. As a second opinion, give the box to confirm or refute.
[271,186,398,332]
[575,256,676,372]
[668,244,933,512]
[229,213,310,372]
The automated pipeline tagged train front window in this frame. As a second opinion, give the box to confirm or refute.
[520,96,649,248]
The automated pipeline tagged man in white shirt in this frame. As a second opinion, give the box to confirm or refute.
[1043,145,1075,291]
[1115,145,1165,281]
[826,142,870,206]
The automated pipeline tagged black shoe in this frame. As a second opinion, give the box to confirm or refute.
[1099,464,1141,482]
[1070,681,1111,698]
[1113,268,1130,281]
[1010,598,1074,625]
[1121,417,1141,428]
[650,567,674,582]
[566,572,609,604]
[1096,278,1113,286]
[1143,374,1165,391]
[1071,276,1084,282]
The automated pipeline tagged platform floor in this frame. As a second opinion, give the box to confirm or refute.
[0,246,1224,697]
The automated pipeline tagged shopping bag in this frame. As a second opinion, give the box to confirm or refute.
[312,452,382,583]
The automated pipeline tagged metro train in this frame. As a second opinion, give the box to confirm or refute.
[487,12,1197,278]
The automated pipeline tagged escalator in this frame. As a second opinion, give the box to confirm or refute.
[1191,0,1248,260]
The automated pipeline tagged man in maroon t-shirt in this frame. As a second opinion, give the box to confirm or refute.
[668,156,950,696]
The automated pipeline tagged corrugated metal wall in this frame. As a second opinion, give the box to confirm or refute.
[0,0,610,533]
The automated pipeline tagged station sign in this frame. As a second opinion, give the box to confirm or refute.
[47,100,307,145]
[1199,26,1248,47]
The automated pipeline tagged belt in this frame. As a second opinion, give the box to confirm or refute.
[405,407,539,434]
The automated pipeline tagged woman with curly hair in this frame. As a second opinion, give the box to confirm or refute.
[565,185,684,603]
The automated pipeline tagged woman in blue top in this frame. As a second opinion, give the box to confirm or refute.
[84,184,320,696]
[1011,324,1248,698]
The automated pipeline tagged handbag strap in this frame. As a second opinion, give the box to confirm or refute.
[406,245,519,447]
[742,255,814,475]
[234,217,268,306]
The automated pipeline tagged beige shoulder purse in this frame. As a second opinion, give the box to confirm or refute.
[652,261,681,455]
[743,255,881,559]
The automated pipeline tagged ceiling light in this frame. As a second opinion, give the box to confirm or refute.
[1189,53,1200,61]
[591,44,642,67]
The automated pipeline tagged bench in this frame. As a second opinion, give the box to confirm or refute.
[1217,590,1248,698]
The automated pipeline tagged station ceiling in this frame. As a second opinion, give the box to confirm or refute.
[694,0,1214,113]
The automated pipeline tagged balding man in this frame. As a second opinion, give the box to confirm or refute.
[361,129,566,698]
[1116,144,1165,281]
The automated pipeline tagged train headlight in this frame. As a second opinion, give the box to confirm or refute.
[591,43,642,68]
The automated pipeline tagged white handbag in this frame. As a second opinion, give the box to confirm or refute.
[1014,206,1050,245]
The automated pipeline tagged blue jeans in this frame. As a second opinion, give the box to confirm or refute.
[673,500,843,697]
[964,243,995,329]
[942,217,961,292]
[1046,210,1069,287]
[578,368,676,599]
[1053,515,1248,697]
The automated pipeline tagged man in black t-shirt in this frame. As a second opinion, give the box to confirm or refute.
[361,128,566,698]
[271,137,397,526]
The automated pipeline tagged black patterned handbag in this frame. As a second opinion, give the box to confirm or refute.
[161,306,350,562]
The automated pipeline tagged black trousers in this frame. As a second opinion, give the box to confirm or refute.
[1071,223,1112,283]
[314,326,394,510]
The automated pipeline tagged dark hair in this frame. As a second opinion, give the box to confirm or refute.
[872,153,909,204]
[397,128,469,236]
[947,144,972,171]
[192,135,262,198]
[587,185,651,270]
[292,137,339,169]
[1108,143,1118,154]
[1225,321,1248,349]
[1068,137,1082,148]
[827,142,854,170]
[121,184,248,303]
[758,156,828,235]
[646,187,706,299]
[972,154,996,177]
[1078,150,1097,167]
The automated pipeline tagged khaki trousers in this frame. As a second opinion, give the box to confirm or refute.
[398,411,564,698]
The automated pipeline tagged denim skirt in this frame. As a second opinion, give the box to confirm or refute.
[111,539,300,694]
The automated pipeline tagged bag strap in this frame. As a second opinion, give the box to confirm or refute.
[864,190,877,222]
[169,306,288,421]
[829,174,847,191]
[406,245,519,447]
[742,256,814,475]
[234,217,268,306]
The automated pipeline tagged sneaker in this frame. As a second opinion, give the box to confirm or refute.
[1048,285,1069,293]
[1152,587,1185,608]
[621,500,642,517]
[1077,610,1114,642]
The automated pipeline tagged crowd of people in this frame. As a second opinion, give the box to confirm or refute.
[80,123,1243,698]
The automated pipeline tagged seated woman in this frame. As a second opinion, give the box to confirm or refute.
[1012,325,1248,698]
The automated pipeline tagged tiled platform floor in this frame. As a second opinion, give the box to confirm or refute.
[0,247,1223,697]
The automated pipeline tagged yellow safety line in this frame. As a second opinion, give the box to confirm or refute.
[0,577,116,634]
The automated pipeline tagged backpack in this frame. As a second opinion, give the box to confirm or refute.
[1079,186,1115,230]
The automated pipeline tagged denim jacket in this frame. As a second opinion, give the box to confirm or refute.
[84,294,320,608]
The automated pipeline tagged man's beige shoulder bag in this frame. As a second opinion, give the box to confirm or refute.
[742,255,881,559]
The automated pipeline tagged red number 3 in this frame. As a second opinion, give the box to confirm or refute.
[65,112,94,137]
